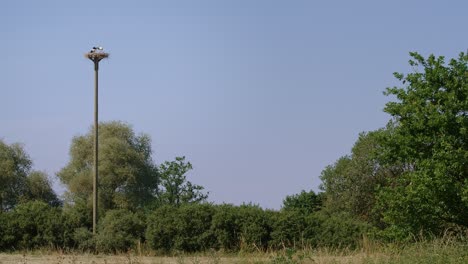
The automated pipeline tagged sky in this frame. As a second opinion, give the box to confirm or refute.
[1,0,467,209]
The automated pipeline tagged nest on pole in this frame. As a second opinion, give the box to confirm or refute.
[84,52,109,62]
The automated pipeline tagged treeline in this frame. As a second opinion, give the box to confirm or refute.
[0,194,368,253]
[1,51,467,253]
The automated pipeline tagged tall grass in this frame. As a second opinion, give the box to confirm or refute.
[1,236,467,263]
[269,234,468,264]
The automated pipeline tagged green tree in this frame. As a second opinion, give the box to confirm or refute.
[23,171,61,207]
[0,140,60,211]
[378,52,468,237]
[157,156,208,206]
[282,190,322,215]
[319,130,391,224]
[57,121,159,213]
[0,140,31,211]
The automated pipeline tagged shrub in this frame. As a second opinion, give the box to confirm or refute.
[270,210,306,249]
[210,204,242,251]
[7,201,64,249]
[145,205,178,252]
[173,204,215,251]
[237,204,273,251]
[72,227,95,251]
[95,209,145,253]
[146,204,215,252]
[304,210,369,248]
[61,199,92,248]
[282,190,322,215]
[0,212,16,250]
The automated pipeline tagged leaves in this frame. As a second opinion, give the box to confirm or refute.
[57,121,159,212]
[377,51,468,236]
[157,156,208,206]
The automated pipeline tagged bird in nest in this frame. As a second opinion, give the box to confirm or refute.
[90,46,103,53]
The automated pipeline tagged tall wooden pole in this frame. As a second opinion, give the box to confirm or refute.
[85,48,108,236]
[93,60,99,235]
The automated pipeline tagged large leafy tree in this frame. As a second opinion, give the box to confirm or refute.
[378,52,468,237]
[0,140,31,211]
[0,140,60,211]
[57,121,159,212]
[23,171,61,207]
[319,130,392,224]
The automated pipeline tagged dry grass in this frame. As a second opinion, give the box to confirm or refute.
[0,253,265,264]
[1,238,467,264]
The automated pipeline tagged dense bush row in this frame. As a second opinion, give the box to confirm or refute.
[0,199,368,253]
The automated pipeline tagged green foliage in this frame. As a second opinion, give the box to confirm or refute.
[157,157,208,207]
[2,201,64,249]
[377,52,468,237]
[319,130,392,225]
[71,227,95,251]
[95,209,145,253]
[0,140,32,211]
[282,190,322,215]
[57,121,159,212]
[304,210,370,248]
[145,204,215,252]
[210,204,242,251]
[172,204,216,251]
[270,210,306,249]
[211,204,275,251]
[145,205,177,252]
[0,211,16,250]
[23,171,61,207]
[236,204,273,251]
[60,199,93,249]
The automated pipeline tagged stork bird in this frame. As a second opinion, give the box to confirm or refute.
[90,46,103,53]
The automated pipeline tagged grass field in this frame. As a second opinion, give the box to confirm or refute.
[1,238,467,264]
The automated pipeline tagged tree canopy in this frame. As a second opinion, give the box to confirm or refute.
[0,140,59,211]
[376,52,468,236]
[0,140,31,211]
[57,121,159,212]
[156,156,208,207]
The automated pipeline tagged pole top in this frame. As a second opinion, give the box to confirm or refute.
[85,46,109,62]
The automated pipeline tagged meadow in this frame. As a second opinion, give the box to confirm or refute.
[1,237,467,264]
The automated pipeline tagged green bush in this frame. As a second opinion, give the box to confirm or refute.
[72,227,95,251]
[210,204,242,251]
[173,204,215,251]
[95,209,145,253]
[0,212,16,250]
[282,190,322,215]
[236,204,273,251]
[146,204,215,252]
[6,201,64,249]
[145,205,178,252]
[61,199,92,249]
[304,210,369,248]
[270,210,306,249]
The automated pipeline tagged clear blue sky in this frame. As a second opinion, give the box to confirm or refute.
[1,0,467,209]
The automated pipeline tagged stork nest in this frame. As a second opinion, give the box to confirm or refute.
[85,52,110,61]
